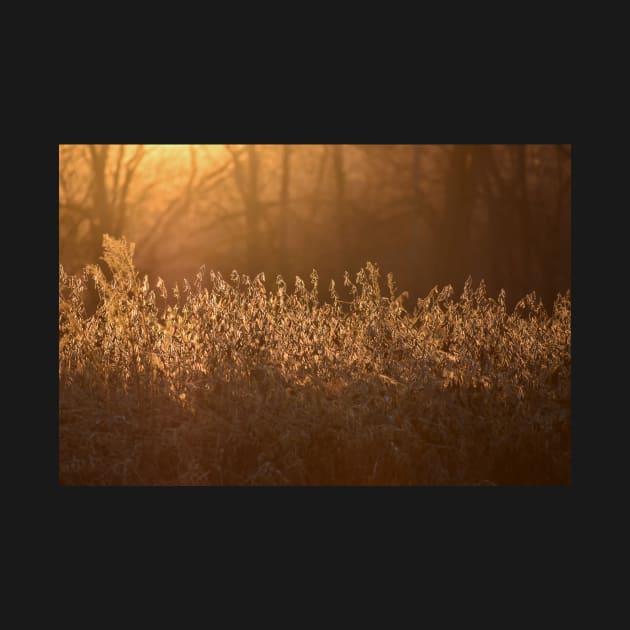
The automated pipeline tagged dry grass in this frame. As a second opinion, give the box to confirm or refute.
[59,235,571,485]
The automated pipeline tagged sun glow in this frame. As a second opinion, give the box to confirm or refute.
[145,144,226,168]
[135,144,227,186]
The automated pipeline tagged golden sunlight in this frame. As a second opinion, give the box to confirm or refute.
[59,144,571,487]
[146,144,225,160]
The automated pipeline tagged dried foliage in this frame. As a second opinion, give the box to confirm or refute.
[59,236,571,485]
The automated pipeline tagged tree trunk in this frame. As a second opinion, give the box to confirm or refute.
[411,145,424,278]
[442,145,474,285]
[514,145,533,295]
[332,145,348,271]
[246,145,262,274]
[279,145,291,272]
[88,145,112,263]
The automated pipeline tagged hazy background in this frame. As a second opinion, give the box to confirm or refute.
[59,144,571,308]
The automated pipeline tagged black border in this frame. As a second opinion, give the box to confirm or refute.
[47,95,584,566]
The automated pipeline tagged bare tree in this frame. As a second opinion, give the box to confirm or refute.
[279,145,291,271]
[332,145,349,270]
[226,145,265,274]
[59,144,234,273]
[59,144,147,269]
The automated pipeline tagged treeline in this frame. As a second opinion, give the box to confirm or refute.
[59,144,570,308]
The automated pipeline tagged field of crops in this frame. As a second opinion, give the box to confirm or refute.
[59,236,571,485]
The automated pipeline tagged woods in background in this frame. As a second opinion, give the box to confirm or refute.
[59,144,570,308]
